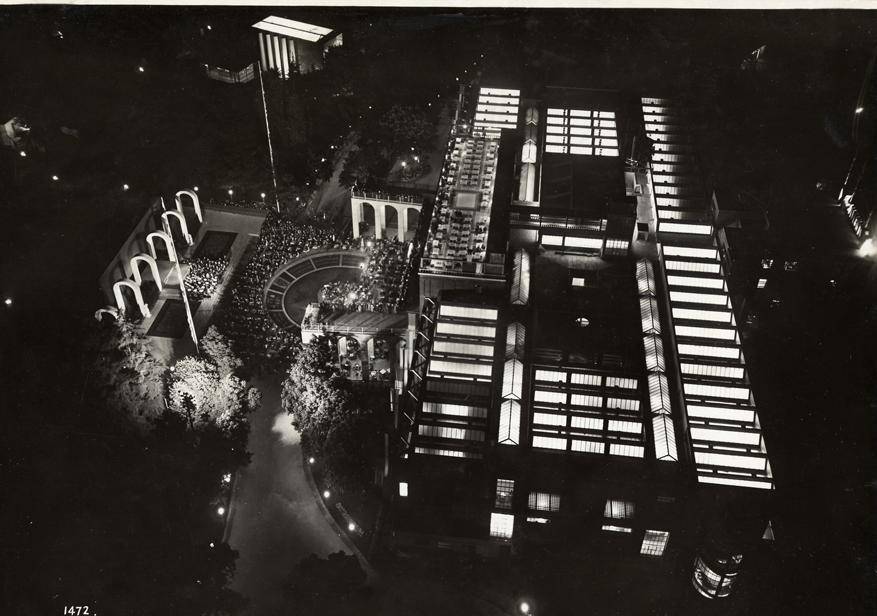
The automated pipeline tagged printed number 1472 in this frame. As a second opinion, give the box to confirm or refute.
[64,608,90,615]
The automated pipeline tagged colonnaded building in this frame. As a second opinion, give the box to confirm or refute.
[383,83,776,601]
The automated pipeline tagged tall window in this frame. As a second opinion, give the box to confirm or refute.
[528,492,561,512]
[495,479,515,509]
[640,530,670,556]
[604,499,635,520]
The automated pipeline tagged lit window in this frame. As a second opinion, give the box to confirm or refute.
[535,369,567,383]
[608,444,644,458]
[570,372,602,387]
[528,492,561,512]
[571,439,604,453]
[495,479,515,509]
[532,435,567,450]
[757,278,767,289]
[534,389,566,404]
[527,516,549,524]
[398,482,408,497]
[604,499,635,519]
[640,530,670,556]
[602,524,632,533]
[569,393,603,408]
[490,512,515,539]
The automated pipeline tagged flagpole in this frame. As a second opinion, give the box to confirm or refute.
[163,217,199,354]
[257,60,281,214]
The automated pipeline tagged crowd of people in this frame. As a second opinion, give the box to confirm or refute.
[182,254,229,301]
[359,238,412,313]
[216,212,345,370]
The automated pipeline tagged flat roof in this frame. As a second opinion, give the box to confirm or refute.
[539,153,624,217]
[252,16,333,42]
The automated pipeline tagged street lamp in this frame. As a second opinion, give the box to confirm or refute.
[518,600,532,614]
[347,522,356,532]
[19,151,26,157]
[323,490,331,499]
[193,185,199,192]
[138,66,145,73]
[122,183,130,191]
[855,106,864,114]
[51,175,59,181]
[227,189,234,196]
[4,298,12,306]
[308,457,315,465]
[217,506,226,516]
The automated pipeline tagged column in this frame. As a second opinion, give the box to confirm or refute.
[399,206,409,240]
[351,199,362,238]
[375,203,385,240]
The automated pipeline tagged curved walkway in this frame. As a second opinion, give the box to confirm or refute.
[227,378,364,615]
[263,248,367,328]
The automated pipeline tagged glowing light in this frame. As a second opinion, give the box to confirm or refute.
[401,161,407,168]
[217,506,226,516]
[366,241,373,248]
[518,601,531,614]
[193,186,199,192]
[413,155,420,162]
[858,239,876,257]
[347,522,356,532]
[308,457,315,464]
[321,157,326,162]
[855,107,864,114]
[227,189,234,196]
[222,473,232,484]
[19,151,26,157]
[51,175,59,181]
[206,24,212,30]
[260,192,266,199]
[122,184,130,191]
[4,298,12,306]
[138,66,145,73]
[322,490,331,499]
[209,542,215,548]
[347,291,357,301]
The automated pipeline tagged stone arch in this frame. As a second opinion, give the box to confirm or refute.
[94,306,120,322]
[130,253,163,291]
[161,210,193,246]
[406,207,421,237]
[175,189,203,223]
[361,202,376,230]
[113,280,150,318]
[146,231,177,262]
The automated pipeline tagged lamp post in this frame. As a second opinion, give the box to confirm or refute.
[257,60,281,214]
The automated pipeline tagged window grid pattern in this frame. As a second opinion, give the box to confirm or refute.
[495,479,515,509]
[640,530,670,556]
[489,512,515,539]
[647,96,772,489]
[417,302,499,458]
[531,364,647,458]
[544,108,619,156]
[637,259,678,461]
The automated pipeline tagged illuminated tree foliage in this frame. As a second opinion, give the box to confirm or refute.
[168,326,261,431]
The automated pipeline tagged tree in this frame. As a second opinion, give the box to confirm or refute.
[286,552,372,616]
[168,328,260,431]
[86,315,165,425]
[378,105,435,157]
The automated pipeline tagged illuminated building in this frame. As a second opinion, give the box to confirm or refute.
[252,16,342,77]
[389,83,775,601]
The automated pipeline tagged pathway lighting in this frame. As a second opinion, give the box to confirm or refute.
[518,601,531,614]
[138,66,145,73]
[323,490,331,499]
[206,24,212,30]
[217,506,226,516]
[347,522,356,532]
[122,184,130,191]
[261,192,266,199]
[193,186,199,192]
[19,151,26,157]
[4,298,12,306]
[227,189,234,196]
[209,542,215,548]
[51,175,59,181]
[308,457,315,464]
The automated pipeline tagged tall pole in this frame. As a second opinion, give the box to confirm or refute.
[163,218,199,354]
[258,60,281,214]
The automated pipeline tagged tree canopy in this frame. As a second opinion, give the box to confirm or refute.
[168,326,261,432]
[85,315,166,426]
